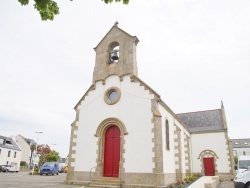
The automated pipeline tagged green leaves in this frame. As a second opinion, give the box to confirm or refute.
[102,0,129,4]
[18,0,29,6]
[17,0,129,21]
[18,0,59,21]
[34,0,59,21]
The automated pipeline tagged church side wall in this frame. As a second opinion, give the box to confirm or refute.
[191,132,231,177]
[158,104,191,184]
[73,75,155,174]
[158,105,176,180]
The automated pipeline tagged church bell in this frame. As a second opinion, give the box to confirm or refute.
[110,50,119,61]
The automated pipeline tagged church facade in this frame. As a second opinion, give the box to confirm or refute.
[65,24,234,187]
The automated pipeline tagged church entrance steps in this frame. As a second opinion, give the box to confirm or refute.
[87,177,124,188]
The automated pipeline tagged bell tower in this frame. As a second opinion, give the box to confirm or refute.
[93,22,139,84]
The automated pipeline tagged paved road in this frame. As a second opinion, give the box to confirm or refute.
[0,172,235,188]
[0,172,82,188]
[218,181,234,188]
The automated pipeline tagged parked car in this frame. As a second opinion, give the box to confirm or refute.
[0,165,19,173]
[236,155,250,174]
[8,165,19,173]
[234,167,250,188]
[1,165,12,172]
[40,162,59,175]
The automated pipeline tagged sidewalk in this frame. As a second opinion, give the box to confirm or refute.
[187,176,234,188]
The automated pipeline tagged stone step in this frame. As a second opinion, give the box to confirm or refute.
[88,178,123,188]
[87,185,121,188]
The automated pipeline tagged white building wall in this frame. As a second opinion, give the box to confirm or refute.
[174,120,190,174]
[0,147,22,167]
[158,104,176,173]
[74,75,154,172]
[15,135,31,164]
[191,132,230,173]
[158,104,191,174]
[233,148,250,156]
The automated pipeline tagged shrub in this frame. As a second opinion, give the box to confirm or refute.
[20,161,27,166]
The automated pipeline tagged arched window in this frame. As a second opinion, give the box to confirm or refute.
[166,119,170,150]
[8,150,11,157]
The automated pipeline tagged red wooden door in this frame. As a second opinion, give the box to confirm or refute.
[203,157,215,176]
[103,126,120,177]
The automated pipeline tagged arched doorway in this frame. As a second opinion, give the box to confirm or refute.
[198,150,218,176]
[203,157,215,176]
[103,125,120,177]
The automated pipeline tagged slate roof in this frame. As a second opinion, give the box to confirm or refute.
[176,109,224,133]
[231,138,250,148]
[18,134,36,145]
[0,135,22,151]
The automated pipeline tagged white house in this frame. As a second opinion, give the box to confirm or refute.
[231,138,250,156]
[15,134,37,167]
[0,135,22,168]
[65,24,234,187]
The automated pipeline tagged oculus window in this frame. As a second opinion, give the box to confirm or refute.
[104,87,121,105]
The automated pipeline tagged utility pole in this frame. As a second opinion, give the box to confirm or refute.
[32,131,43,175]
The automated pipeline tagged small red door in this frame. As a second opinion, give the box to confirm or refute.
[203,157,215,176]
[103,126,120,177]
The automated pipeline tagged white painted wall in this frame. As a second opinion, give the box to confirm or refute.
[74,75,155,172]
[15,135,31,164]
[191,132,230,173]
[233,148,250,156]
[158,104,176,173]
[0,147,22,167]
[159,100,192,174]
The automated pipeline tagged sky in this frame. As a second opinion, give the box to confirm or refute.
[0,0,250,158]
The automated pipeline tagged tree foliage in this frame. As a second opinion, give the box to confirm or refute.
[18,0,129,21]
[18,0,59,21]
[46,150,60,162]
[37,144,51,166]
[36,144,60,166]
[20,161,27,166]
[102,0,129,4]
[234,156,238,164]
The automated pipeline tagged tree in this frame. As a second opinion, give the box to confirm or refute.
[46,150,60,162]
[29,144,36,166]
[18,0,129,21]
[234,156,238,165]
[36,144,60,166]
[37,144,51,166]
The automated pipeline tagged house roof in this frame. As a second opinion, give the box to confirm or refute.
[18,134,36,145]
[176,109,224,133]
[0,135,22,151]
[231,138,250,148]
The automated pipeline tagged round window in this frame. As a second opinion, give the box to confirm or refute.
[108,90,118,102]
[104,87,121,105]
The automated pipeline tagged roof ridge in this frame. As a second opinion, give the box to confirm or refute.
[177,108,221,115]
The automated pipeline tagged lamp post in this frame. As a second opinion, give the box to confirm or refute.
[51,143,56,150]
[32,131,43,175]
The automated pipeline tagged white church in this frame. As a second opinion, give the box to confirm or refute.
[65,23,234,187]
